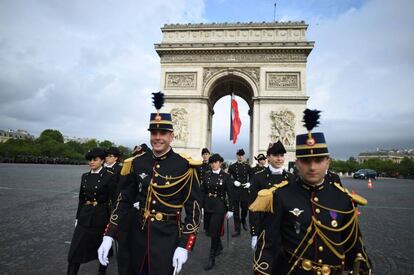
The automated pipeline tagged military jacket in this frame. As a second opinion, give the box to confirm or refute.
[76,168,116,228]
[198,161,211,185]
[106,148,201,250]
[228,161,252,201]
[254,175,372,275]
[201,170,233,214]
[249,168,292,236]
[251,164,266,174]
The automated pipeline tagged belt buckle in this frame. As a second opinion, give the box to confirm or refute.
[155,212,163,221]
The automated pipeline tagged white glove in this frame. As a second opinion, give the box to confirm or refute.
[234,180,241,187]
[251,236,258,249]
[244,182,251,189]
[74,219,78,227]
[172,247,188,274]
[226,211,234,220]
[98,236,113,266]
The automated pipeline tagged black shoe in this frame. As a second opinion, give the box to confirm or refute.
[204,250,216,270]
[242,223,248,231]
[232,231,241,237]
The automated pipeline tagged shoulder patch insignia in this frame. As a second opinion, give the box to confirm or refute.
[333,182,368,205]
[178,153,202,167]
[120,152,145,176]
[249,180,289,213]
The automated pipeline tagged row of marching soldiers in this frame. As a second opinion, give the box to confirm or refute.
[66,91,372,275]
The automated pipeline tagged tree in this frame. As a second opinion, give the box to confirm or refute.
[99,140,113,149]
[38,129,64,143]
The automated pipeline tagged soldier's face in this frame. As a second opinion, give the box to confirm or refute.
[105,154,117,165]
[258,159,267,166]
[268,154,284,168]
[210,161,221,171]
[236,155,244,161]
[296,156,330,185]
[202,153,210,161]
[88,157,104,170]
[150,130,174,155]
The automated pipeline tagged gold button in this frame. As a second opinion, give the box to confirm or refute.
[317,220,321,224]
[155,173,159,177]
[301,259,312,271]
[317,272,321,275]
[314,197,319,202]
[151,209,156,213]
[318,259,323,263]
[166,181,170,185]
[152,200,156,204]
[156,164,160,168]
[153,182,157,186]
[95,186,97,189]
[315,208,320,214]
[318,246,324,252]
[150,218,154,222]
[155,212,163,221]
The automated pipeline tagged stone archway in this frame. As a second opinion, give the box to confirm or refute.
[154,22,314,166]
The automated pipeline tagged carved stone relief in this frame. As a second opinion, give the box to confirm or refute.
[266,72,300,90]
[160,51,308,64]
[203,67,260,88]
[171,108,189,144]
[270,109,296,146]
[165,72,197,89]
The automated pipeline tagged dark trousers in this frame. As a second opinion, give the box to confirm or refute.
[233,200,248,231]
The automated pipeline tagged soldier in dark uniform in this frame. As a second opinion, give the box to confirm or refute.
[98,92,201,275]
[251,109,372,275]
[198,148,212,231]
[249,141,293,251]
[201,153,234,270]
[228,148,251,236]
[252,153,267,174]
[104,146,122,190]
[67,147,117,275]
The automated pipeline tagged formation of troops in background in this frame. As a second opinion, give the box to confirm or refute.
[67,92,372,275]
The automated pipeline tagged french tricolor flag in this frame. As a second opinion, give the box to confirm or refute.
[230,93,242,144]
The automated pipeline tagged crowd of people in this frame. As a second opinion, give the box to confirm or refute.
[66,92,373,275]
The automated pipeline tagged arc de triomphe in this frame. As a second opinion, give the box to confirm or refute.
[154,22,314,166]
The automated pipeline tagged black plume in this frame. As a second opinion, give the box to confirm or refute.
[302,109,321,131]
[152,92,164,110]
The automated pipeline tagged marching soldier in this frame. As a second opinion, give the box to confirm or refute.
[251,153,267,174]
[228,149,251,236]
[97,92,201,275]
[104,146,122,187]
[251,109,372,275]
[249,141,293,251]
[201,153,234,270]
[67,147,117,275]
[198,148,212,231]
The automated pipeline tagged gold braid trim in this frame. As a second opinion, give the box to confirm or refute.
[253,230,271,275]
[182,200,200,234]
[249,180,289,213]
[109,193,122,226]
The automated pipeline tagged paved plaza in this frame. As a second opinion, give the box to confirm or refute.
[0,164,413,274]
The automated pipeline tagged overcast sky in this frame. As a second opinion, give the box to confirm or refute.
[1,0,413,160]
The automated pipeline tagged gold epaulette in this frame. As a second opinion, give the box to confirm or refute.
[120,151,146,176]
[333,182,368,206]
[249,180,289,213]
[178,153,202,167]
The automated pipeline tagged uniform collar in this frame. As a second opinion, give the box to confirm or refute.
[212,168,221,174]
[268,164,283,175]
[297,177,326,192]
[152,147,173,161]
[90,167,103,174]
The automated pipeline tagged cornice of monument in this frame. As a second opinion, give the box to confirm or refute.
[162,21,308,31]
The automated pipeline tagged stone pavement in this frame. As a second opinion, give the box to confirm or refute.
[0,164,413,274]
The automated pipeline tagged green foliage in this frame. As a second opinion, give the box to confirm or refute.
[99,140,114,149]
[0,129,133,164]
[118,145,132,158]
[38,129,64,143]
[330,157,414,178]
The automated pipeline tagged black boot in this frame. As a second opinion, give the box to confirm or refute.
[204,238,217,270]
[98,263,107,275]
[67,262,80,275]
[215,239,223,256]
[242,222,248,231]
